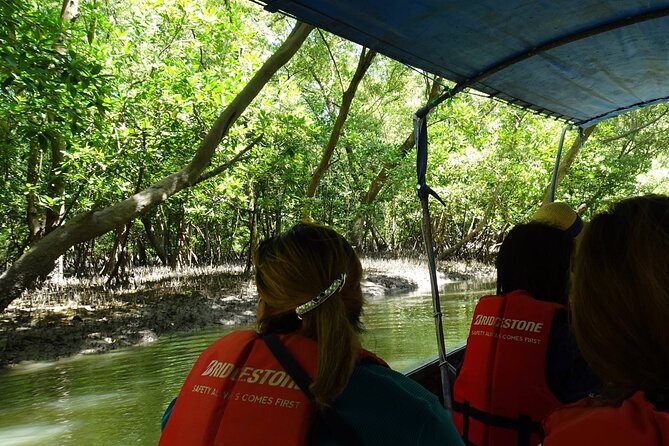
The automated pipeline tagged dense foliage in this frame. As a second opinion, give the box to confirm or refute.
[1,0,667,280]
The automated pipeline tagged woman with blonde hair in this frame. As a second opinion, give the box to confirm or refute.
[543,194,669,445]
[160,222,463,446]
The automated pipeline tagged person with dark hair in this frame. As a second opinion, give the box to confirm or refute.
[543,194,669,445]
[159,222,464,446]
[496,223,574,304]
[531,201,584,239]
[452,223,599,446]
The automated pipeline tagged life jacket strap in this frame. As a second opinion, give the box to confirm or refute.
[453,399,544,446]
[261,333,364,446]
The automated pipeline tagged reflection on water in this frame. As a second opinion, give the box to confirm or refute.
[0,280,493,445]
[363,280,494,371]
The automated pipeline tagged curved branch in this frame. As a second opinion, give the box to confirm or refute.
[599,109,669,143]
[0,21,313,312]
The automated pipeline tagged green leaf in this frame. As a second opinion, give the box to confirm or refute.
[3,54,17,69]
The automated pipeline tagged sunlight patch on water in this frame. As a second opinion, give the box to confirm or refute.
[45,392,125,411]
[3,349,133,378]
[2,361,58,375]
[0,423,72,446]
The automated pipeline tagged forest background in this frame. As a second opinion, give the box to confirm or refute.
[1,0,668,315]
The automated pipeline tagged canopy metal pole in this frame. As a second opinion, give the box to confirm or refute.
[414,113,452,414]
[549,125,571,202]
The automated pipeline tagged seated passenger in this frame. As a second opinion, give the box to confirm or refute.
[543,194,669,445]
[159,222,464,446]
[453,222,599,446]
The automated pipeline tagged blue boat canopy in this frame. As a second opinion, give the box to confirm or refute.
[259,0,669,127]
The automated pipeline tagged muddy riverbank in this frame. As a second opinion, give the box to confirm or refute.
[0,259,493,366]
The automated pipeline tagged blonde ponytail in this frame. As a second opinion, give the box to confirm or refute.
[254,223,364,410]
[303,288,361,408]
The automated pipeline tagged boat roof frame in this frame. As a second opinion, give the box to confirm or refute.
[258,0,669,128]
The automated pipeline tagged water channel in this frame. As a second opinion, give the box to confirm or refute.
[0,279,493,445]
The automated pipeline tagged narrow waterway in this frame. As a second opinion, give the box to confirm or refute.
[0,280,493,445]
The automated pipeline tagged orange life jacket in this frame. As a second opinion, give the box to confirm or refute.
[543,391,669,446]
[159,330,317,446]
[159,329,385,446]
[453,290,562,446]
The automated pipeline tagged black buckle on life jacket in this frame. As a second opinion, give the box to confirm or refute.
[453,399,545,446]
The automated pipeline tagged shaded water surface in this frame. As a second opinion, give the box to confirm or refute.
[0,280,492,445]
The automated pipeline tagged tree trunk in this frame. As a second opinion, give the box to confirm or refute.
[438,189,498,260]
[104,164,144,280]
[541,125,596,205]
[141,215,168,265]
[86,0,97,44]
[103,223,133,285]
[274,206,282,236]
[168,212,184,269]
[245,182,257,274]
[370,222,387,251]
[40,2,80,282]
[26,138,43,243]
[0,21,313,312]
[24,0,78,246]
[203,222,212,265]
[135,238,147,266]
[46,0,79,232]
[302,48,376,220]
[60,0,78,23]
[44,134,66,233]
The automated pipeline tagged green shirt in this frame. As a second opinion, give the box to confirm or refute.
[313,363,464,446]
